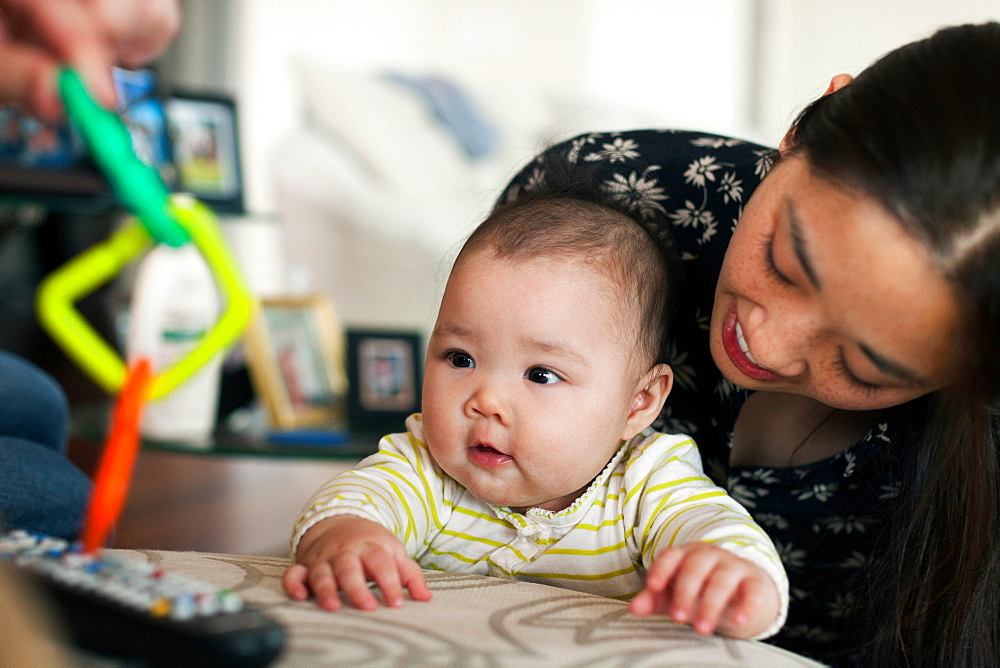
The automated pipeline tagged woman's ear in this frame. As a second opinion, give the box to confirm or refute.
[779,73,854,155]
[622,364,673,440]
[825,73,854,95]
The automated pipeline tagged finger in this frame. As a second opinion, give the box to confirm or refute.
[307,562,343,612]
[691,565,746,635]
[632,568,678,617]
[94,0,181,68]
[629,589,657,616]
[281,564,310,601]
[721,578,767,632]
[645,547,685,593]
[334,558,379,611]
[0,41,61,120]
[667,552,719,624]
[2,0,117,110]
[399,557,432,602]
[363,550,405,608]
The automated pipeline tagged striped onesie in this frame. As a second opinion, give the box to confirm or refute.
[291,414,789,639]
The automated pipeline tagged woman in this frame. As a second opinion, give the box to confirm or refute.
[501,22,1000,666]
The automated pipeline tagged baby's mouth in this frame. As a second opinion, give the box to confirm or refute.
[469,443,513,467]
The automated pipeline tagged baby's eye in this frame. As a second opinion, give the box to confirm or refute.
[446,351,475,368]
[525,366,561,384]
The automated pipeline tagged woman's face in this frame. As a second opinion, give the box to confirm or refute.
[710,154,961,411]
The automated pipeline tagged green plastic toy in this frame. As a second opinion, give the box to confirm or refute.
[58,68,189,247]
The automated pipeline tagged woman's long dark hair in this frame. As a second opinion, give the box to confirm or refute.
[789,22,1000,665]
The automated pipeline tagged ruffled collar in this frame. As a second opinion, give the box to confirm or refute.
[490,437,633,528]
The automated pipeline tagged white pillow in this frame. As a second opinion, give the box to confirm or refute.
[293,59,469,203]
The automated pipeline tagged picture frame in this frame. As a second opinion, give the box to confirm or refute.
[346,329,423,432]
[164,90,244,213]
[244,295,348,429]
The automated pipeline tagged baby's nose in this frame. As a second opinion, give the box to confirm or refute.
[464,381,508,423]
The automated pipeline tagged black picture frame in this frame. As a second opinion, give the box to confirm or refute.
[164,90,244,213]
[346,329,422,433]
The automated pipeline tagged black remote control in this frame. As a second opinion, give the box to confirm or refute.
[1,530,285,667]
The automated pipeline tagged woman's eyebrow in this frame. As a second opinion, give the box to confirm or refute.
[786,200,927,388]
[787,201,822,290]
[858,343,926,387]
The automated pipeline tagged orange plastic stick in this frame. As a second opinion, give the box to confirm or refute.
[79,357,152,552]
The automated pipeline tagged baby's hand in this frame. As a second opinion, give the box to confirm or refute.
[282,516,432,611]
[629,542,780,639]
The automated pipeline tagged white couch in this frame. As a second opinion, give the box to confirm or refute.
[272,60,662,340]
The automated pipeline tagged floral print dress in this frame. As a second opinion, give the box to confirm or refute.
[499,129,927,665]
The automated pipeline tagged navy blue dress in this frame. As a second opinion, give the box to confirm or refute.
[500,130,926,664]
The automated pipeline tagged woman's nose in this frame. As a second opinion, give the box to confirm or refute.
[744,301,820,378]
[464,380,508,422]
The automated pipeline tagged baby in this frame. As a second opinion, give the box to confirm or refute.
[283,162,789,640]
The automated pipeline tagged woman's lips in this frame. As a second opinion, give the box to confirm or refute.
[722,302,782,382]
[468,444,513,468]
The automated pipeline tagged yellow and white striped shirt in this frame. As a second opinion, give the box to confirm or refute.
[291,414,788,638]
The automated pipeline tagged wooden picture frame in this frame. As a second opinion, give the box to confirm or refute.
[346,329,422,432]
[164,90,244,213]
[244,295,347,429]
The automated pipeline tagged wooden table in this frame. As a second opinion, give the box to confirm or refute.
[72,404,380,556]
[104,549,821,667]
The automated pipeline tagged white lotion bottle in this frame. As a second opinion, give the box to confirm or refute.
[126,243,222,443]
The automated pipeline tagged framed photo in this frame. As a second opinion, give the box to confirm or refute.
[244,295,348,429]
[164,90,244,212]
[346,329,422,431]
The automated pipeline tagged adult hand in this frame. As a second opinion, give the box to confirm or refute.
[629,542,781,640]
[282,515,432,612]
[0,0,180,121]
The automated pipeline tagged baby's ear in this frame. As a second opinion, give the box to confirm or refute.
[622,364,673,440]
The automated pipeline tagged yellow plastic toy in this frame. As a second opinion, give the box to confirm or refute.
[37,195,252,399]
[36,70,252,400]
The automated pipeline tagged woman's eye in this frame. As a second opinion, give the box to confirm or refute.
[526,366,561,384]
[760,234,794,286]
[446,351,475,368]
[833,354,881,395]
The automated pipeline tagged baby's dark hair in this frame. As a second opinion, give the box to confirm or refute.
[457,154,680,369]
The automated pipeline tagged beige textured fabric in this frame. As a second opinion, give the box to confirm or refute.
[108,549,820,667]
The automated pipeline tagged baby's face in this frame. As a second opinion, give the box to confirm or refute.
[421,249,646,513]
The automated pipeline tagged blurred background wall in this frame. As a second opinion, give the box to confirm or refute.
[159,0,999,215]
